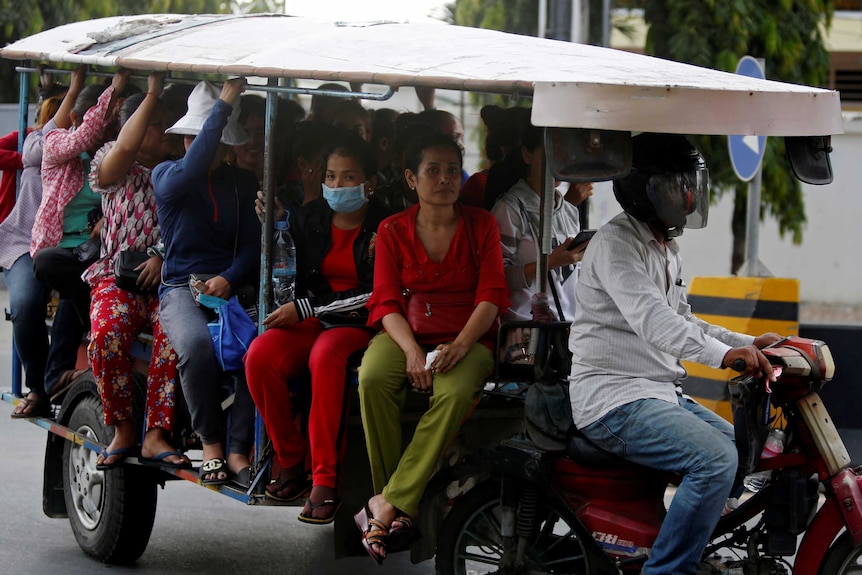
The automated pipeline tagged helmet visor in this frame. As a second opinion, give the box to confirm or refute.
[646,168,709,231]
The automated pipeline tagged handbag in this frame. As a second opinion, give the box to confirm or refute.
[405,290,477,345]
[200,295,258,372]
[317,309,371,330]
[73,236,101,265]
[114,250,151,294]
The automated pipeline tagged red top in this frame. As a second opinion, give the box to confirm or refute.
[0,130,24,224]
[320,223,361,292]
[459,170,488,209]
[367,203,509,342]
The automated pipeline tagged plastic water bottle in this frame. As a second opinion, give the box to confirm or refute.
[271,220,296,308]
[743,428,786,493]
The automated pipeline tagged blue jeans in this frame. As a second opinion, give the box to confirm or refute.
[158,287,254,454]
[4,253,84,396]
[580,393,737,575]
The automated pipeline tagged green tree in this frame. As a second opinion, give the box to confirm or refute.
[640,0,834,272]
[1,0,231,104]
[451,0,835,273]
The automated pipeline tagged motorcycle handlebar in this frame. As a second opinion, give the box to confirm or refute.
[731,358,747,372]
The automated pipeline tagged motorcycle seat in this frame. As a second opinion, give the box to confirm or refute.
[566,429,636,468]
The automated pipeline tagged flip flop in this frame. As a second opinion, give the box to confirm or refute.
[354,504,388,565]
[264,470,311,503]
[96,446,135,471]
[139,450,192,470]
[10,395,51,419]
[199,458,232,485]
[297,497,342,525]
[388,515,420,552]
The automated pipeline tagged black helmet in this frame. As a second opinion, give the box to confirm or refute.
[613,133,709,238]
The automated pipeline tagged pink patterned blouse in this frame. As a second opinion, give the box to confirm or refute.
[81,140,160,286]
[31,85,115,255]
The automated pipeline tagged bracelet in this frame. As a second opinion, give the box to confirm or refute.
[145,91,158,97]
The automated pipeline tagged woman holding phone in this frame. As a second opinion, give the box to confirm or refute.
[491,121,592,323]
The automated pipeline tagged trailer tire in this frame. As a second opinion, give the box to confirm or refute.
[61,382,157,564]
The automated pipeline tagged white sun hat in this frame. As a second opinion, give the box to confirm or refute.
[165,80,248,146]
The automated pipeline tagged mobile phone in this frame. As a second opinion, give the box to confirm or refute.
[566,229,596,251]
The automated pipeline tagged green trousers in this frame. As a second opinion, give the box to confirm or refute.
[358,332,493,516]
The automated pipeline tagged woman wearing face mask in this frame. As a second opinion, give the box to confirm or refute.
[245,130,390,524]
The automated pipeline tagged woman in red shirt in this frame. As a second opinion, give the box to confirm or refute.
[355,133,508,564]
[245,131,389,524]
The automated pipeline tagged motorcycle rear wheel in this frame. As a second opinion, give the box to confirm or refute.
[819,532,862,574]
[435,481,598,575]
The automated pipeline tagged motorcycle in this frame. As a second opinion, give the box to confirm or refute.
[435,336,862,575]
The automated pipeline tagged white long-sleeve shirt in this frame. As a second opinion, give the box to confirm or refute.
[492,179,581,321]
[568,212,754,428]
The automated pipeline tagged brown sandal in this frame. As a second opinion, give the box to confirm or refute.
[11,395,51,419]
[388,515,419,552]
[265,469,311,502]
[354,504,388,565]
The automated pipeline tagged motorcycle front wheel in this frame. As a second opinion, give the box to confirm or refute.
[819,531,862,574]
[435,481,598,575]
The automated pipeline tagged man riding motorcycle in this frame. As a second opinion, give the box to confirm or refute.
[567,133,781,575]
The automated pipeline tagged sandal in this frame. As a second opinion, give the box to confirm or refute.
[264,469,311,503]
[139,450,192,470]
[388,515,420,552]
[96,446,135,471]
[199,457,232,485]
[10,395,51,419]
[298,497,342,525]
[354,504,389,565]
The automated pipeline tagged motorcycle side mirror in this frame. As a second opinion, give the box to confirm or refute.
[544,128,631,182]
[785,135,833,185]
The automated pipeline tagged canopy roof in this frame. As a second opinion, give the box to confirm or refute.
[0,13,843,136]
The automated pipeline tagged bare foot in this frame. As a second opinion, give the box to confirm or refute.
[96,419,136,467]
[366,494,397,559]
[226,452,251,476]
[140,428,189,467]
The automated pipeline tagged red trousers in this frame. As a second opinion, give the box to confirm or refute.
[88,279,178,432]
[244,318,371,489]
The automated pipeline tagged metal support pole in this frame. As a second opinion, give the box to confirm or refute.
[602,0,611,47]
[539,0,548,38]
[11,66,30,397]
[740,168,771,277]
[259,77,279,329]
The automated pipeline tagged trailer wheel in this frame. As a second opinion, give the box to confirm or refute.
[62,384,157,564]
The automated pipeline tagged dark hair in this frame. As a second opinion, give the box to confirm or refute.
[118,92,170,130]
[481,105,532,162]
[404,132,463,174]
[71,84,109,121]
[310,82,351,122]
[370,108,398,146]
[322,129,378,181]
[416,109,457,133]
[278,96,306,124]
[291,120,338,163]
[238,94,266,125]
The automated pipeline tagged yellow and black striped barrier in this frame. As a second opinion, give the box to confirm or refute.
[683,277,799,421]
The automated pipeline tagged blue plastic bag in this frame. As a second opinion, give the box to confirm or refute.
[200,295,257,372]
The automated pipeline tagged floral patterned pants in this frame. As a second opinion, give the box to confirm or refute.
[88,279,178,432]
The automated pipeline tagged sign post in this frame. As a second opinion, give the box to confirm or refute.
[729,56,771,277]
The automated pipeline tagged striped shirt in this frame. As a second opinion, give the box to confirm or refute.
[568,212,754,428]
[492,179,580,322]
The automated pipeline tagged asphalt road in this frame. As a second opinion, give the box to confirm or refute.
[0,285,434,575]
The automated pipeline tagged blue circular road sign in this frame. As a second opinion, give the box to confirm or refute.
[728,56,767,182]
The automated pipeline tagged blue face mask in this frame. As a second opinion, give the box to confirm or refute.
[322,183,368,213]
